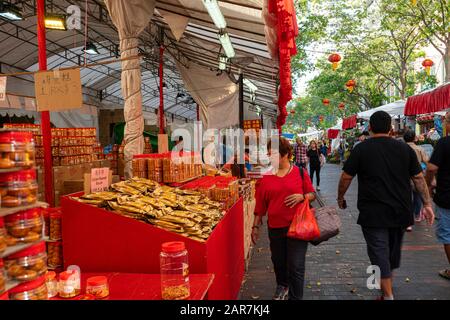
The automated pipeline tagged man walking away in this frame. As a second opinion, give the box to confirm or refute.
[426,111,450,280]
[337,111,434,300]
[404,130,429,231]
[294,137,307,169]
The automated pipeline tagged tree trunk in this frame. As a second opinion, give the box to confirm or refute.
[399,61,407,100]
[444,43,450,83]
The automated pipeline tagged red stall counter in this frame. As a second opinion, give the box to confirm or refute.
[50,273,214,300]
[61,194,244,300]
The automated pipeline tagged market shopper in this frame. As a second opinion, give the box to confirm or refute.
[320,141,328,157]
[252,137,316,300]
[338,142,345,165]
[294,137,308,168]
[307,140,321,191]
[337,111,434,300]
[426,111,450,280]
[404,130,429,231]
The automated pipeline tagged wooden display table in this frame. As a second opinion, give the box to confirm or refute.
[51,273,214,300]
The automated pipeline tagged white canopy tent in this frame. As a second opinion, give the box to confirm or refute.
[357,100,406,120]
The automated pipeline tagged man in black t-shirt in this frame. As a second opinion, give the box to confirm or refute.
[337,111,435,300]
[426,111,450,280]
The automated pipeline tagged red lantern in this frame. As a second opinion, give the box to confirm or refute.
[346,79,356,93]
[319,115,324,122]
[422,59,434,76]
[306,120,311,125]
[290,109,296,114]
[338,103,345,111]
[322,98,330,106]
[328,53,341,71]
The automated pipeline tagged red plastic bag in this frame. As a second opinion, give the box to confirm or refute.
[287,199,320,241]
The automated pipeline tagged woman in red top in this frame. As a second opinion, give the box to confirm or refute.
[252,137,316,300]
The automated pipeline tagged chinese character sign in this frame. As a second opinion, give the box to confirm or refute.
[34,68,82,111]
[90,168,110,193]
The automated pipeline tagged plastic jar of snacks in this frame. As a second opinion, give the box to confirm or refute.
[8,275,48,300]
[46,241,62,268]
[4,208,43,245]
[0,131,35,169]
[0,169,38,208]
[46,271,58,298]
[0,259,6,294]
[86,276,109,299]
[42,208,50,238]
[0,218,6,254]
[160,241,190,300]
[4,242,47,282]
[58,270,81,298]
[49,208,62,240]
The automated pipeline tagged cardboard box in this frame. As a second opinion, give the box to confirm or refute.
[118,158,125,178]
[92,159,111,169]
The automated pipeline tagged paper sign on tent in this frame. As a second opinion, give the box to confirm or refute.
[0,76,6,101]
[34,68,82,111]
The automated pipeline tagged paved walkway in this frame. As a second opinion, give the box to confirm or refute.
[240,164,450,300]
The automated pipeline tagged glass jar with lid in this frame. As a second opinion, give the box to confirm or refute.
[0,259,6,294]
[4,208,43,245]
[0,169,38,208]
[58,270,81,298]
[8,275,48,300]
[49,208,62,240]
[0,131,35,169]
[160,241,190,300]
[0,218,6,254]
[4,241,47,282]
[46,271,58,298]
[86,276,109,299]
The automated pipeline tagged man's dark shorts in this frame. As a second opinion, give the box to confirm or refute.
[361,227,405,278]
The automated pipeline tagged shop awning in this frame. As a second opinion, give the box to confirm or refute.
[342,115,357,130]
[404,82,450,116]
[357,100,405,120]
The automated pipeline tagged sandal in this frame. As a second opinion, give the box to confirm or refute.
[438,269,450,280]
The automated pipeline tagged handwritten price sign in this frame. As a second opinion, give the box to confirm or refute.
[34,68,82,111]
[90,167,110,193]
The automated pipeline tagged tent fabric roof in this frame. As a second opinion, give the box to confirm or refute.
[357,100,406,120]
[0,0,279,122]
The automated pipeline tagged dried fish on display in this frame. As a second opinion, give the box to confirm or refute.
[72,177,232,242]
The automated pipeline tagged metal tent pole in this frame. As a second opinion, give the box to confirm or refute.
[37,0,54,207]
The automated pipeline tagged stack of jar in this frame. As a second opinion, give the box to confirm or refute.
[46,208,63,269]
[147,154,163,183]
[50,128,97,167]
[0,129,48,300]
[161,152,203,183]
[132,154,149,179]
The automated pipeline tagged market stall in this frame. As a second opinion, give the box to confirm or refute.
[0,0,292,302]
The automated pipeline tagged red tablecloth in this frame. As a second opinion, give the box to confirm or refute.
[51,273,214,300]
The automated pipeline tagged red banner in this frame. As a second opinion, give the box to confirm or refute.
[342,115,357,130]
[327,129,340,139]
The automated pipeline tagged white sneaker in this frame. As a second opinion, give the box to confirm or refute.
[316,186,321,191]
